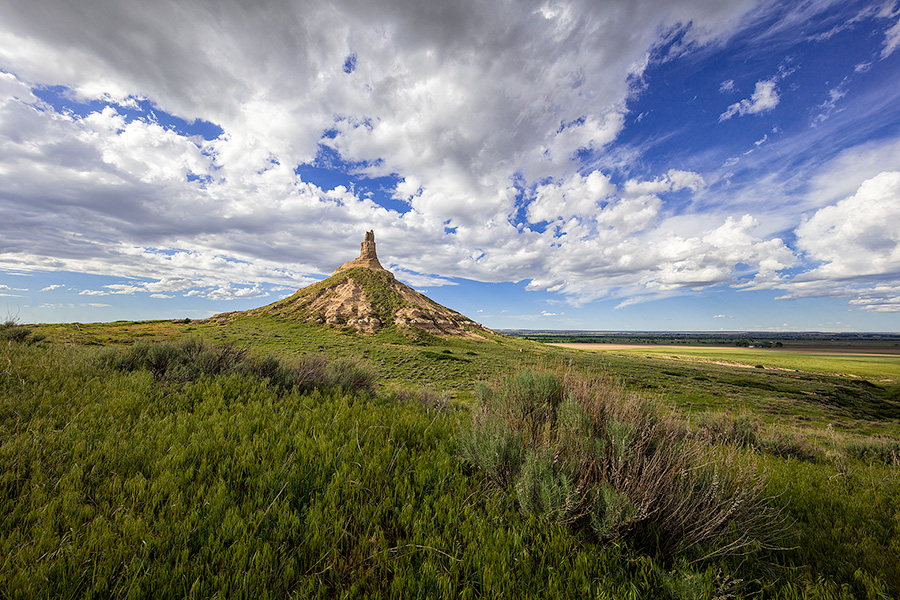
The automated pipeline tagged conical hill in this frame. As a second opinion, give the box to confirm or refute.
[212,231,488,337]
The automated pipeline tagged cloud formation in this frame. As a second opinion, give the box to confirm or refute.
[719,79,780,121]
[1,0,899,321]
[797,172,900,280]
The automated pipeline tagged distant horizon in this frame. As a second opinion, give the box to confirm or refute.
[3,1,900,331]
[498,329,900,336]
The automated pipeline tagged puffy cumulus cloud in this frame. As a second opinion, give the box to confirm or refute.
[623,169,705,195]
[644,215,795,292]
[719,79,780,121]
[206,284,268,301]
[796,172,900,279]
[1,0,815,312]
[770,172,900,312]
[523,212,795,304]
[595,195,662,234]
[528,171,614,223]
[80,107,212,184]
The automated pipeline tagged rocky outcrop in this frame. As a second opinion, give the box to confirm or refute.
[333,230,392,276]
[211,230,489,337]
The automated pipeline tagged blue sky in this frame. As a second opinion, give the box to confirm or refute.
[2,0,900,332]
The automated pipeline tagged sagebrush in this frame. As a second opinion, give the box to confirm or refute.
[460,369,786,560]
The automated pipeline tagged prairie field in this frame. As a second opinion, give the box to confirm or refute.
[2,318,899,599]
[548,343,900,382]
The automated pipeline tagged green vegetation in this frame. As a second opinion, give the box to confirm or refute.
[460,370,781,560]
[264,267,417,325]
[603,346,900,381]
[95,338,376,395]
[3,319,900,598]
[509,330,900,353]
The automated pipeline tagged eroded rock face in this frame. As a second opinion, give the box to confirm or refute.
[212,229,491,337]
[333,230,393,276]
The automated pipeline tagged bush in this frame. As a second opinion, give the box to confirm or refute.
[759,431,819,461]
[460,369,783,560]
[391,386,449,412]
[1,319,32,343]
[845,437,900,466]
[327,357,376,393]
[693,412,759,447]
[98,340,375,396]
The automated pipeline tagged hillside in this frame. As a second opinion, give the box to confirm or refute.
[5,323,900,598]
[208,231,487,337]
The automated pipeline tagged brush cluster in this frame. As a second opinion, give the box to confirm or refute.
[460,369,785,559]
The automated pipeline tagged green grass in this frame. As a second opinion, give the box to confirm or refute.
[598,346,900,381]
[7,319,900,598]
[0,340,755,599]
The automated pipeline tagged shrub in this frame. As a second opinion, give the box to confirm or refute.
[98,340,374,396]
[391,386,448,412]
[460,369,783,560]
[844,437,900,466]
[693,412,759,447]
[1,318,32,343]
[326,357,376,393]
[759,431,819,461]
[458,405,526,487]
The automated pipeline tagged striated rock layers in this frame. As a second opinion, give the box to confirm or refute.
[333,230,391,275]
[223,231,487,336]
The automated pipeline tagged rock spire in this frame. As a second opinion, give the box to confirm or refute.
[333,230,392,276]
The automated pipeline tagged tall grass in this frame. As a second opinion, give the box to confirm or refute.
[460,369,785,560]
[3,340,898,597]
[0,341,707,598]
[94,338,375,394]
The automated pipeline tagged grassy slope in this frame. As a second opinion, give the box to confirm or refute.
[9,318,900,597]
[253,267,470,327]
[2,340,750,600]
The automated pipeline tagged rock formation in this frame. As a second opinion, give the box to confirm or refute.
[211,230,488,337]
[333,230,392,275]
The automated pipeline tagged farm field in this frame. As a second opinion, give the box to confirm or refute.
[547,343,900,382]
[3,317,900,598]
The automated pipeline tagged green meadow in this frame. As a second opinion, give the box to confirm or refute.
[573,345,900,381]
[2,317,899,598]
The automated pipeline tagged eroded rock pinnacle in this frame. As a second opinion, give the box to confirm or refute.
[333,230,392,276]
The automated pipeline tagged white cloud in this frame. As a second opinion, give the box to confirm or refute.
[719,79,780,121]
[625,169,705,195]
[811,79,848,125]
[795,171,900,280]
[719,79,735,93]
[768,172,900,312]
[881,12,900,58]
[391,269,457,288]
[7,0,886,316]
[206,284,268,301]
[40,284,64,291]
[528,171,615,223]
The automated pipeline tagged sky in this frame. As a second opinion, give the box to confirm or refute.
[2,0,900,332]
